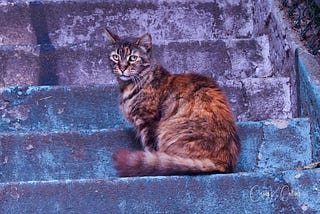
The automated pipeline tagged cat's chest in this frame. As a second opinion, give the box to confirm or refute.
[120,97,134,119]
[120,85,136,118]
[120,85,160,122]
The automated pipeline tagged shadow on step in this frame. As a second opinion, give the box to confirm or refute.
[30,1,59,86]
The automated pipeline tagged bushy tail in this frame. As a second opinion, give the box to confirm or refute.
[112,149,230,177]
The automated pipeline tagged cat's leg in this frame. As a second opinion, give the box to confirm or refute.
[137,122,158,151]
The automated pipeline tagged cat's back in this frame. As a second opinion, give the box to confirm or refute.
[157,72,234,126]
[168,73,222,95]
[166,73,228,108]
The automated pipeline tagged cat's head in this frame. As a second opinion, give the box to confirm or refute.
[105,29,153,82]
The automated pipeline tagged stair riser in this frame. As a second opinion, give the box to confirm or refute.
[1,169,319,213]
[0,85,128,132]
[0,129,138,182]
[0,118,311,182]
[0,1,253,46]
[0,81,292,134]
[0,39,273,87]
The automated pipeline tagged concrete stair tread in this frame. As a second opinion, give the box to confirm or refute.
[1,168,319,213]
[0,118,312,183]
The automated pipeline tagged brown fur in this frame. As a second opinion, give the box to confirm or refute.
[105,29,241,177]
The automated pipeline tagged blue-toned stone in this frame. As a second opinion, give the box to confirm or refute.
[0,169,319,213]
[0,129,139,183]
[0,118,311,183]
[258,118,312,172]
[297,50,320,162]
[237,121,263,172]
[0,85,129,132]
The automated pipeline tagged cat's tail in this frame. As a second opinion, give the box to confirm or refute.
[112,149,231,177]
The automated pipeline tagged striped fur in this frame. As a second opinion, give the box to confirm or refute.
[106,29,241,177]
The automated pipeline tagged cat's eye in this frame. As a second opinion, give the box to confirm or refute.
[112,54,120,61]
[129,55,138,62]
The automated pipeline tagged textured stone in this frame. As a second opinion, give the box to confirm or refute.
[297,50,320,162]
[0,169,319,213]
[0,83,294,131]
[0,118,311,182]
[44,0,253,46]
[154,40,231,80]
[0,39,273,87]
[241,77,292,121]
[0,129,139,182]
[259,0,302,117]
[258,119,311,172]
[0,1,253,46]
[0,46,40,87]
[237,121,263,172]
[0,3,36,45]
[221,80,247,121]
[225,36,273,79]
[0,85,128,132]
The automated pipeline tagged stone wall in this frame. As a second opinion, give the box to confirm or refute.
[297,50,320,162]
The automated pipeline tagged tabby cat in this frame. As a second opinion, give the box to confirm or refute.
[105,29,241,177]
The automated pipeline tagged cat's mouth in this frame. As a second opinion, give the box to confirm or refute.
[119,75,131,81]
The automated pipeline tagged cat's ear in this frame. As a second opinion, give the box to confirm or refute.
[104,28,120,44]
[135,33,152,51]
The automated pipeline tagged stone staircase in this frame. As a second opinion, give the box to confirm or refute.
[0,0,319,213]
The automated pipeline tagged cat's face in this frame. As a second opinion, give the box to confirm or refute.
[105,29,152,82]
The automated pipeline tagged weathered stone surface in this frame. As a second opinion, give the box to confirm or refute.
[298,50,320,162]
[0,118,311,182]
[241,77,292,121]
[0,45,40,87]
[258,119,311,172]
[0,3,36,45]
[154,40,231,79]
[54,43,115,85]
[257,0,302,117]
[0,0,253,46]
[252,0,273,36]
[0,82,293,131]
[0,38,273,87]
[222,78,293,121]
[0,129,139,182]
[225,36,273,79]
[0,169,319,213]
[0,85,128,132]
[221,80,247,121]
[44,0,253,46]
[237,121,263,172]
[237,118,311,173]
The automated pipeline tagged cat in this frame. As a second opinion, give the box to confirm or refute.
[105,29,241,177]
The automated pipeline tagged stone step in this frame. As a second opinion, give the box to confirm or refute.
[0,85,128,132]
[0,37,274,87]
[1,169,319,213]
[0,81,291,130]
[0,118,311,183]
[0,0,253,46]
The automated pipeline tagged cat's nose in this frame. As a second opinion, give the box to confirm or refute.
[119,64,128,72]
[120,67,126,72]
